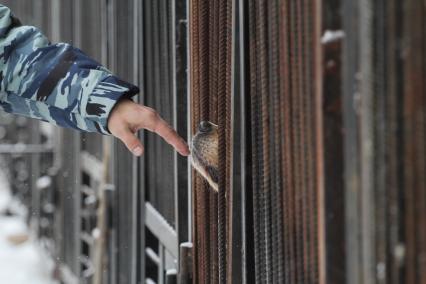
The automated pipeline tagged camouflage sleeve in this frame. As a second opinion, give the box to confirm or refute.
[0,5,139,135]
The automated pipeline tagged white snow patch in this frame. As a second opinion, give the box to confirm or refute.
[36,175,52,189]
[0,166,58,284]
[92,227,101,239]
[321,30,345,44]
[0,168,12,213]
[0,218,58,284]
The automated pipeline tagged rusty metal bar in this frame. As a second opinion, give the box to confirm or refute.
[208,1,219,282]
[198,0,210,121]
[321,0,346,282]
[404,0,426,283]
[280,1,296,282]
[245,0,324,282]
[178,242,193,284]
[217,0,233,282]
[342,0,362,281]
[225,0,233,281]
[189,0,233,282]
[189,0,201,281]
[268,0,284,282]
[247,0,262,281]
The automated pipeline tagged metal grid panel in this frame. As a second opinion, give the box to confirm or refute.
[245,1,324,283]
[140,0,189,282]
[108,1,139,283]
[143,0,176,225]
[53,1,81,279]
[190,0,325,282]
[189,0,233,282]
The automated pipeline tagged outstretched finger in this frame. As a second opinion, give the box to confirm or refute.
[150,118,190,156]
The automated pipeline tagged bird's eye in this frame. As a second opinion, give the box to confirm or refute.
[199,121,212,133]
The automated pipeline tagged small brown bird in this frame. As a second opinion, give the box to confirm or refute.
[191,121,219,192]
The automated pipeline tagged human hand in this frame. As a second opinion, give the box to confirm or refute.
[107,99,190,157]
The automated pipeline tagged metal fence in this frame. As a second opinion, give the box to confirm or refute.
[0,0,425,284]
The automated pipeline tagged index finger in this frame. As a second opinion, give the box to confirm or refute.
[149,118,190,156]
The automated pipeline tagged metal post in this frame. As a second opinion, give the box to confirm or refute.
[178,242,193,284]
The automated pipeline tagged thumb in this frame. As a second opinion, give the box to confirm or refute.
[117,130,145,156]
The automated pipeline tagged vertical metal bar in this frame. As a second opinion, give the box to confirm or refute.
[166,271,178,284]
[186,0,193,246]
[313,0,325,282]
[384,1,404,283]
[403,1,426,283]
[179,242,193,284]
[280,1,294,282]
[229,0,246,282]
[100,0,108,66]
[321,1,346,283]
[189,0,201,281]
[247,0,260,281]
[342,0,361,282]
[196,0,211,276]
[237,1,249,282]
[217,0,233,281]
[106,1,118,283]
[137,0,146,281]
[208,0,219,282]
[71,1,83,278]
[159,245,165,284]
[173,0,189,249]
[50,0,60,42]
[267,0,284,282]
[359,0,375,283]
[131,139,138,284]
[74,133,82,278]
[130,1,139,281]
[128,0,143,283]
[373,1,389,283]
[172,0,180,255]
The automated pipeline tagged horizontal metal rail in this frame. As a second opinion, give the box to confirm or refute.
[0,144,54,154]
[145,202,178,258]
[80,151,104,182]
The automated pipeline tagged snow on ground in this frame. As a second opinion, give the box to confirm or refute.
[0,168,58,284]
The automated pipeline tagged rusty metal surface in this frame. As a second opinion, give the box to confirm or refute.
[268,0,284,282]
[190,0,210,282]
[208,1,220,281]
[245,0,324,283]
[217,0,232,281]
[209,1,220,281]
[404,0,426,283]
[189,0,232,282]
[189,0,201,282]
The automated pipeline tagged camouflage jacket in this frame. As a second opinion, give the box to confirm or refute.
[0,5,139,135]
